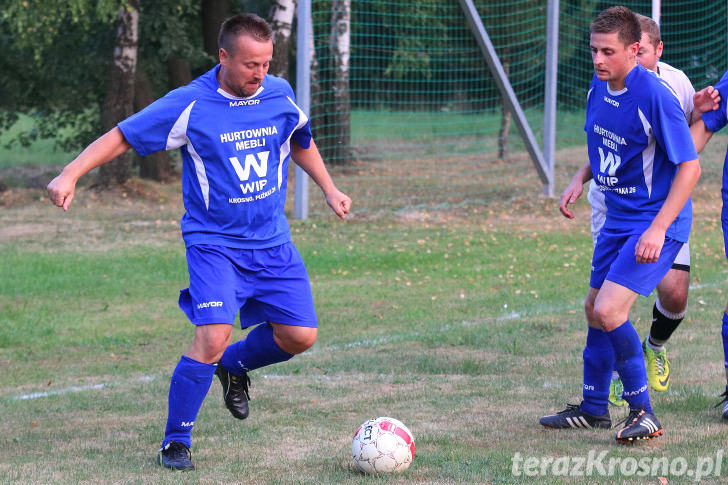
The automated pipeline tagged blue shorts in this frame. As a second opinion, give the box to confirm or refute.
[590,228,683,296]
[179,243,317,328]
[722,161,728,259]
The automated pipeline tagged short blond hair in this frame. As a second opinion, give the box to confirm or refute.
[635,13,661,49]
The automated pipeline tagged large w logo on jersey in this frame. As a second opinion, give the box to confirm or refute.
[598,147,621,176]
[228,151,269,194]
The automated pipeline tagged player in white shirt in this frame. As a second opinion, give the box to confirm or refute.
[562,14,719,406]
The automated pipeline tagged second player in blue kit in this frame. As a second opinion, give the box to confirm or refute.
[689,70,728,420]
[542,6,700,443]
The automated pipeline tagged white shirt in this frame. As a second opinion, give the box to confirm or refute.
[655,61,695,120]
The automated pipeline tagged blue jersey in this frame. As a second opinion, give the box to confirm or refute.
[118,66,312,249]
[585,64,697,242]
[701,70,728,260]
[702,70,728,151]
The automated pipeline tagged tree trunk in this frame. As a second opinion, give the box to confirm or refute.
[135,67,174,181]
[308,12,325,141]
[497,57,511,160]
[269,0,296,79]
[309,13,320,106]
[167,56,192,89]
[201,0,230,62]
[328,0,351,165]
[97,1,139,187]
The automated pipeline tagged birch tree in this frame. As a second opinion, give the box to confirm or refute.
[98,1,139,185]
[269,0,296,79]
[328,0,351,164]
[1,0,208,184]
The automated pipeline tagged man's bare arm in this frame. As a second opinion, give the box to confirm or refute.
[635,159,700,263]
[47,127,131,211]
[291,139,351,218]
[559,161,593,219]
[690,118,715,154]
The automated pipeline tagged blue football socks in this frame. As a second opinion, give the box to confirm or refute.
[220,322,293,375]
[162,355,216,448]
[581,327,615,416]
[607,320,652,413]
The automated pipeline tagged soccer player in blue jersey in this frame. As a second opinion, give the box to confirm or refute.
[47,13,351,470]
[690,72,728,420]
[560,14,719,407]
[540,6,700,443]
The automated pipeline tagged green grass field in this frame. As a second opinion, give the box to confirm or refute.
[3,137,728,483]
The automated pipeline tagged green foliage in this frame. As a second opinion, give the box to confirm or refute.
[137,0,212,88]
[311,0,552,121]
[378,1,449,81]
[0,114,84,169]
[0,0,213,155]
[139,1,202,61]
[0,1,116,151]
[1,0,117,60]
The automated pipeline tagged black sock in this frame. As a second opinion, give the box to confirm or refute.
[648,301,685,346]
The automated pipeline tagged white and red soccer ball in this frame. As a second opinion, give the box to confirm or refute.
[351,417,415,474]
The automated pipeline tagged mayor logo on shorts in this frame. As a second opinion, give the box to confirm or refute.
[197,301,223,310]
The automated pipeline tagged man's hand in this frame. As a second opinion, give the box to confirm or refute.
[559,177,585,219]
[47,172,78,211]
[325,188,352,219]
[694,85,720,115]
[635,225,665,263]
[46,127,131,212]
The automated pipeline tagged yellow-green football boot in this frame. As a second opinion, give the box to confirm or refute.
[643,339,670,392]
[608,376,628,407]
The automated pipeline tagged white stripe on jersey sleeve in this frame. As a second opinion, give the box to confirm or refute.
[637,107,656,198]
[186,141,210,210]
[164,100,210,210]
[166,100,196,150]
[278,96,310,190]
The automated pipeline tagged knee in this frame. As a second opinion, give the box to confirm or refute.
[584,298,595,321]
[189,325,232,363]
[592,303,621,331]
[200,337,230,358]
[658,290,688,314]
[273,325,317,355]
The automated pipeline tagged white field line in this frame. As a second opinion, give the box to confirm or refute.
[690,280,725,291]
[13,375,154,401]
[7,280,725,401]
[16,383,106,400]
